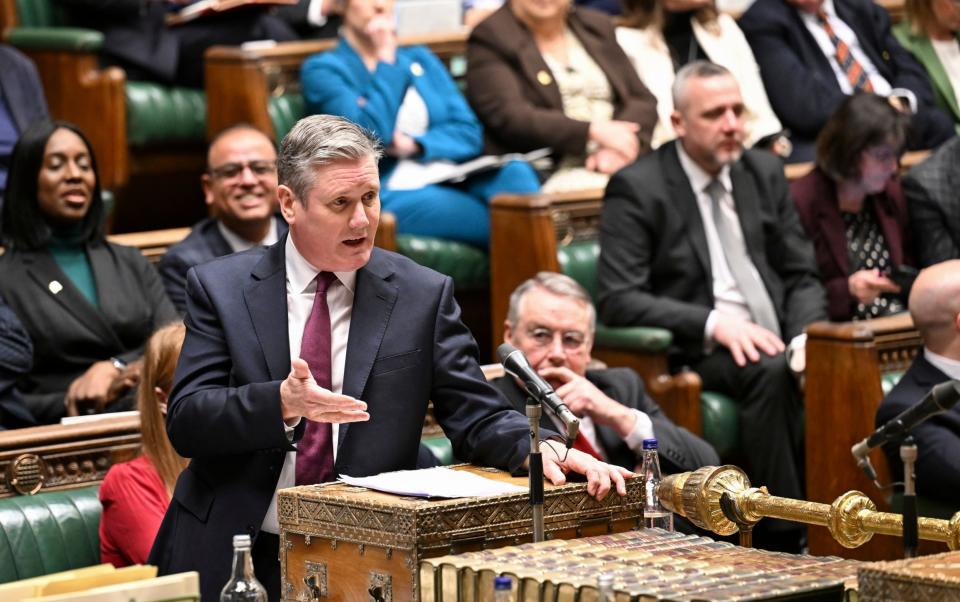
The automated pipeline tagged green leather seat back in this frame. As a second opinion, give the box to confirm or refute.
[0,487,101,584]
[269,94,306,142]
[125,82,207,148]
[15,0,66,27]
[700,391,739,459]
[422,435,455,466]
[881,371,904,396]
[396,235,489,291]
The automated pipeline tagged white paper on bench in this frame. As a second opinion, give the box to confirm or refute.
[339,466,527,498]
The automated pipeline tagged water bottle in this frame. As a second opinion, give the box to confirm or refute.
[494,575,514,602]
[596,572,614,602]
[220,534,268,602]
[641,438,674,531]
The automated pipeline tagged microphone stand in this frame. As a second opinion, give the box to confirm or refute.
[900,436,918,558]
[526,397,545,543]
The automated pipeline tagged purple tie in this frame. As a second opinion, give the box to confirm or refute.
[295,272,337,485]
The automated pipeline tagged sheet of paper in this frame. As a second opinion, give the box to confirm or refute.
[340,467,527,498]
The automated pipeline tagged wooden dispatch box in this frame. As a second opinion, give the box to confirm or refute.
[859,550,960,601]
[278,465,642,601]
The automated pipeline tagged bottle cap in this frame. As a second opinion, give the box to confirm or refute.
[494,576,512,590]
[597,572,614,586]
[642,438,658,450]
[233,534,252,548]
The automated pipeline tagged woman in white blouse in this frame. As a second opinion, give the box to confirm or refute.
[615,0,790,155]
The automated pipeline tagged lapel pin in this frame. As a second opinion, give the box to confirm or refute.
[410,62,424,77]
[537,70,553,86]
[49,280,63,295]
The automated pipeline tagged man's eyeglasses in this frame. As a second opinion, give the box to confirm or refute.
[208,160,277,180]
[524,327,587,351]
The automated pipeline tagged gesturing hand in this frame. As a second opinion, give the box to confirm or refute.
[538,366,637,438]
[280,358,370,424]
[848,269,900,305]
[539,439,634,501]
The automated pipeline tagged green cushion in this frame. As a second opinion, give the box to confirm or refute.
[269,94,306,142]
[881,371,904,396]
[15,0,67,27]
[422,435,455,466]
[6,27,102,52]
[594,324,672,353]
[125,82,206,148]
[0,486,102,584]
[700,391,739,459]
[557,240,600,300]
[396,235,489,291]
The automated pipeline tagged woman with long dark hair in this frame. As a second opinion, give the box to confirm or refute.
[0,120,177,423]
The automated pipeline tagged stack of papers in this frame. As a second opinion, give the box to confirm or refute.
[340,467,527,498]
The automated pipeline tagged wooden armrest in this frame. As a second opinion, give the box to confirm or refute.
[375,211,397,251]
[108,226,192,263]
[805,312,915,342]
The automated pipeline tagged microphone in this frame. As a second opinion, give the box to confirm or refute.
[851,379,960,481]
[497,343,580,444]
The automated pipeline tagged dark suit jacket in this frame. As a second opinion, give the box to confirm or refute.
[491,368,719,474]
[149,240,537,600]
[905,136,960,267]
[0,242,178,423]
[597,141,827,359]
[465,4,657,158]
[158,216,289,313]
[0,296,35,430]
[791,167,913,320]
[0,45,49,134]
[877,352,960,505]
[738,0,954,161]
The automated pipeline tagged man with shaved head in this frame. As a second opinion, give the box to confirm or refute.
[876,260,960,506]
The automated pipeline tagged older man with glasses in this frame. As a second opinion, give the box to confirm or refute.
[159,124,287,313]
[491,271,719,475]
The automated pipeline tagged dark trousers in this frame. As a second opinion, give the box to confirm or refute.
[252,531,281,602]
[692,349,805,541]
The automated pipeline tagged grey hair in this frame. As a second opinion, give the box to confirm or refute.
[277,114,384,203]
[507,271,597,334]
[672,60,732,112]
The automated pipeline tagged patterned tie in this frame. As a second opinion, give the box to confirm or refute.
[705,179,782,337]
[816,9,874,93]
[572,432,603,461]
[295,271,337,486]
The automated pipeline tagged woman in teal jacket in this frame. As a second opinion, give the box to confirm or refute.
[301,0,540,248]
[894,0,960,129]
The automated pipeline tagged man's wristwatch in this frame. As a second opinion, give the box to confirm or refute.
[110,357,128,371]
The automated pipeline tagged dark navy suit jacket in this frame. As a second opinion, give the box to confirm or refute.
[877,352,960,506]
[149,238,535,600]
[0,296,35,429]
[739,0,954,161]
[158,216,289,313]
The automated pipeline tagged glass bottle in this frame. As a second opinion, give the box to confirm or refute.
[220,534,268,602]
[494,575,514,602]
[641,438,674,532]
[597,572,614,602]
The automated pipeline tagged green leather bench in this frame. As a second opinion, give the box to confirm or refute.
[0,486,102,584]
[557,240,740,459]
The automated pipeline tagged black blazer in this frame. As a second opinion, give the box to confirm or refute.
[877,352,960,505]
[490,368,719,474]
[0,295,35,429]
[905,136,960,267]
[597,141,827,359]
[149,239,538,601]
[738,0,954,160]
[158,216,289,313]
[0,241,178,423]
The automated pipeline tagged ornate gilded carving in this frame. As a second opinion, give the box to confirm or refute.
[368,571,392,602]
[301,560,327,600]
[659,465,960,550]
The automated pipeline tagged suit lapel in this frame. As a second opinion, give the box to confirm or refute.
[243,239,291,382]
[664,143,712,280]
[204,220,234,258]
[809,174,851,276]
[24,248,120,347]
[87,244,134,350]
[728,162,770,271]
[340,249,398,445]
[570,12,628,107]
[508,20,563,108]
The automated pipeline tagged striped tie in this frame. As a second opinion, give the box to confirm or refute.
[817,9,874,93]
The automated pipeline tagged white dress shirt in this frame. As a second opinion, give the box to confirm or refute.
[675,144,757,343]
[216,218,280,253]
[924,348,960,381]
[261,235,357,534]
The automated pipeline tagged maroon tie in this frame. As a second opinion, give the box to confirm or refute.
[295,272,337,485]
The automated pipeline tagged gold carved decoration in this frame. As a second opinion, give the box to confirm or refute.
[7,454,45,495]
[659,465,960,550]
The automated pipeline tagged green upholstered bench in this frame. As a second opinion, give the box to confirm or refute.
[556,240,740,457]
[269,92,490,292]
[0,486,102,584]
